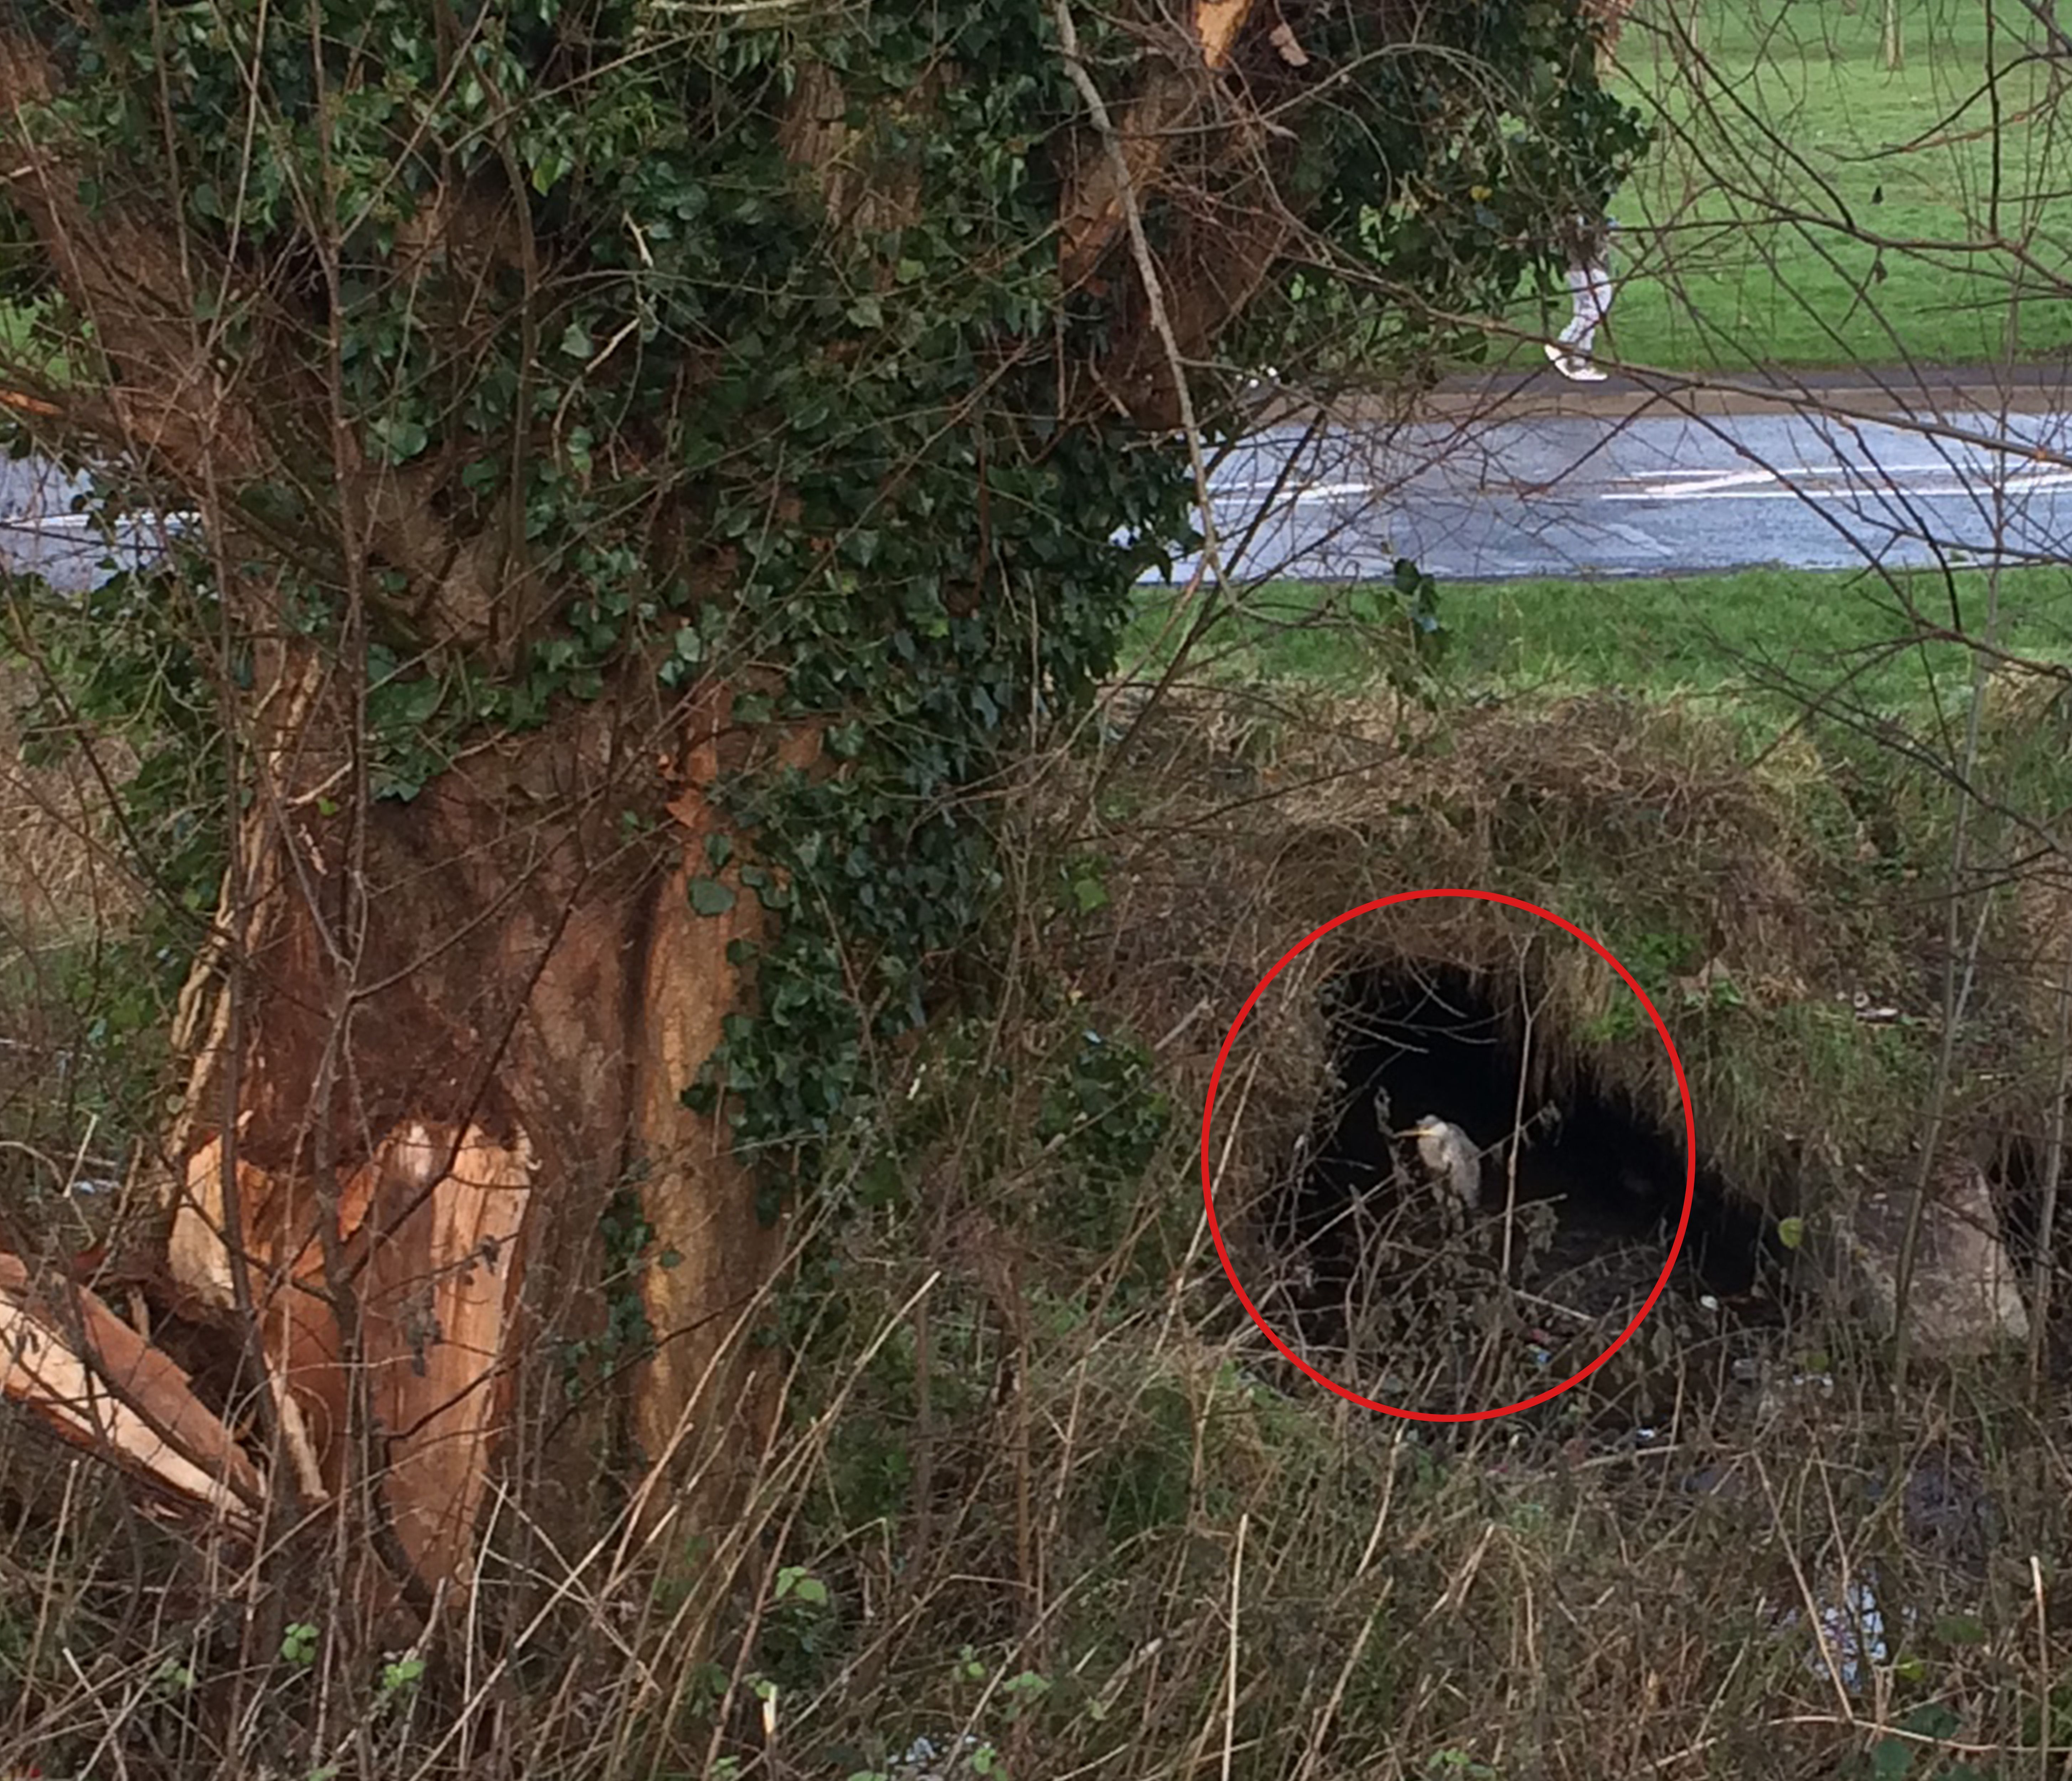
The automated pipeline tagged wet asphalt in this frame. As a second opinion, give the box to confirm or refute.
[1156,363,2072,583]
[0,365,2066,591]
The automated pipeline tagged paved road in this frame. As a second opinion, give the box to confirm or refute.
[1,368,2067,591]
[1153,367,2072,583]
[0,456,172,591]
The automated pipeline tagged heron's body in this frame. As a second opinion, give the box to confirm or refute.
[1405,1115,1483,1216]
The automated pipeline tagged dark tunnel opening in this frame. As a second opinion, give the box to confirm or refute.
[1990,1134,2069,1369]
[1272,963,1784,1374]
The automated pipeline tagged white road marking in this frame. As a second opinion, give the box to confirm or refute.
[1621,466,1789,497]
[1209,479,1373,503]
[0,509,202,533]
[1607,475,2072,503]
[1605,462,2072,502]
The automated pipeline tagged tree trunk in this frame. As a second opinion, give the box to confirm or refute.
[151,660,801,1594]
[0,0,1321,1608]
[0,15,832,1601]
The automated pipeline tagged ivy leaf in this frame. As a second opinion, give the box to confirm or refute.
[689,876,736,916]
[369,414,430,465]
[531,145,573,195]
[1777,1216,1805,1250]
[560,320,595,359]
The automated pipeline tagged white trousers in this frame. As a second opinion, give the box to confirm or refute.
[1559,260,1613,356]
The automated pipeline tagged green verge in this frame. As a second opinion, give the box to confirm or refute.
[1125,565,2072,728]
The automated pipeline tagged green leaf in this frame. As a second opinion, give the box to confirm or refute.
[370,415,430,465]
[531,145,573,194]
[1777,1216,1805,1250]
[560,320,595,359]
[689,877,736,916]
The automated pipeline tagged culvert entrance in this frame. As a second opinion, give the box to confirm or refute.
[1267,963,1782,1419]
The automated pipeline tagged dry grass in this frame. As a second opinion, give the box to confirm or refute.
[0,660,146,1236]
[1074,678,1931,1215]
[0,662,138,955]
[4,672,2072,1780]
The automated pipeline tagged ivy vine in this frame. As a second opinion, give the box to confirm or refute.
[1,0,1645,1225]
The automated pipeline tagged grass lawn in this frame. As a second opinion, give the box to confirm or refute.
[0,300,73,392]
[1505,0,2072,374]
[1124,564,2072,727]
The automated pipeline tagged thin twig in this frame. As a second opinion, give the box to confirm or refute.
[1221,1509,1247,1781]
[2029,938,2072,1389]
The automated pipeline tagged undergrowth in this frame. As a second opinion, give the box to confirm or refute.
[7,632,2072,1780]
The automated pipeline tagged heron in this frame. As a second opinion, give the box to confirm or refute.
[1403,1114,1483,1217]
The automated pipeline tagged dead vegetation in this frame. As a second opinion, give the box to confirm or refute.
[1073,678,1927,1212]
[4,661,2072,1778]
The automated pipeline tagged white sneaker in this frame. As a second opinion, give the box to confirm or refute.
[1543,342,1569,369]
[1546,350,1608,382]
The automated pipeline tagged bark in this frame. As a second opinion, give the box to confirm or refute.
[628,683,818,1487]
[1582,0,1633,74]
[0,20,800,1599]
[0,0,1324,1600]
[155,671,790,1591]
[1058,1,1261,292]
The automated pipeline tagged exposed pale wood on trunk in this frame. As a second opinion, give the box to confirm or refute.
[360,1122,533,1590]
[1195,0,1258,69]
[150,673,810,1584]
[0,1251,263,1529]
[631,682,820,1486]
[170,1118,536,1589]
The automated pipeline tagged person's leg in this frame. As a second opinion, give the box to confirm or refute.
[1569,259,1614,355]
[1547,258,1612,380]
[1586,258,1614,345]
[1559,263,1599,354]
